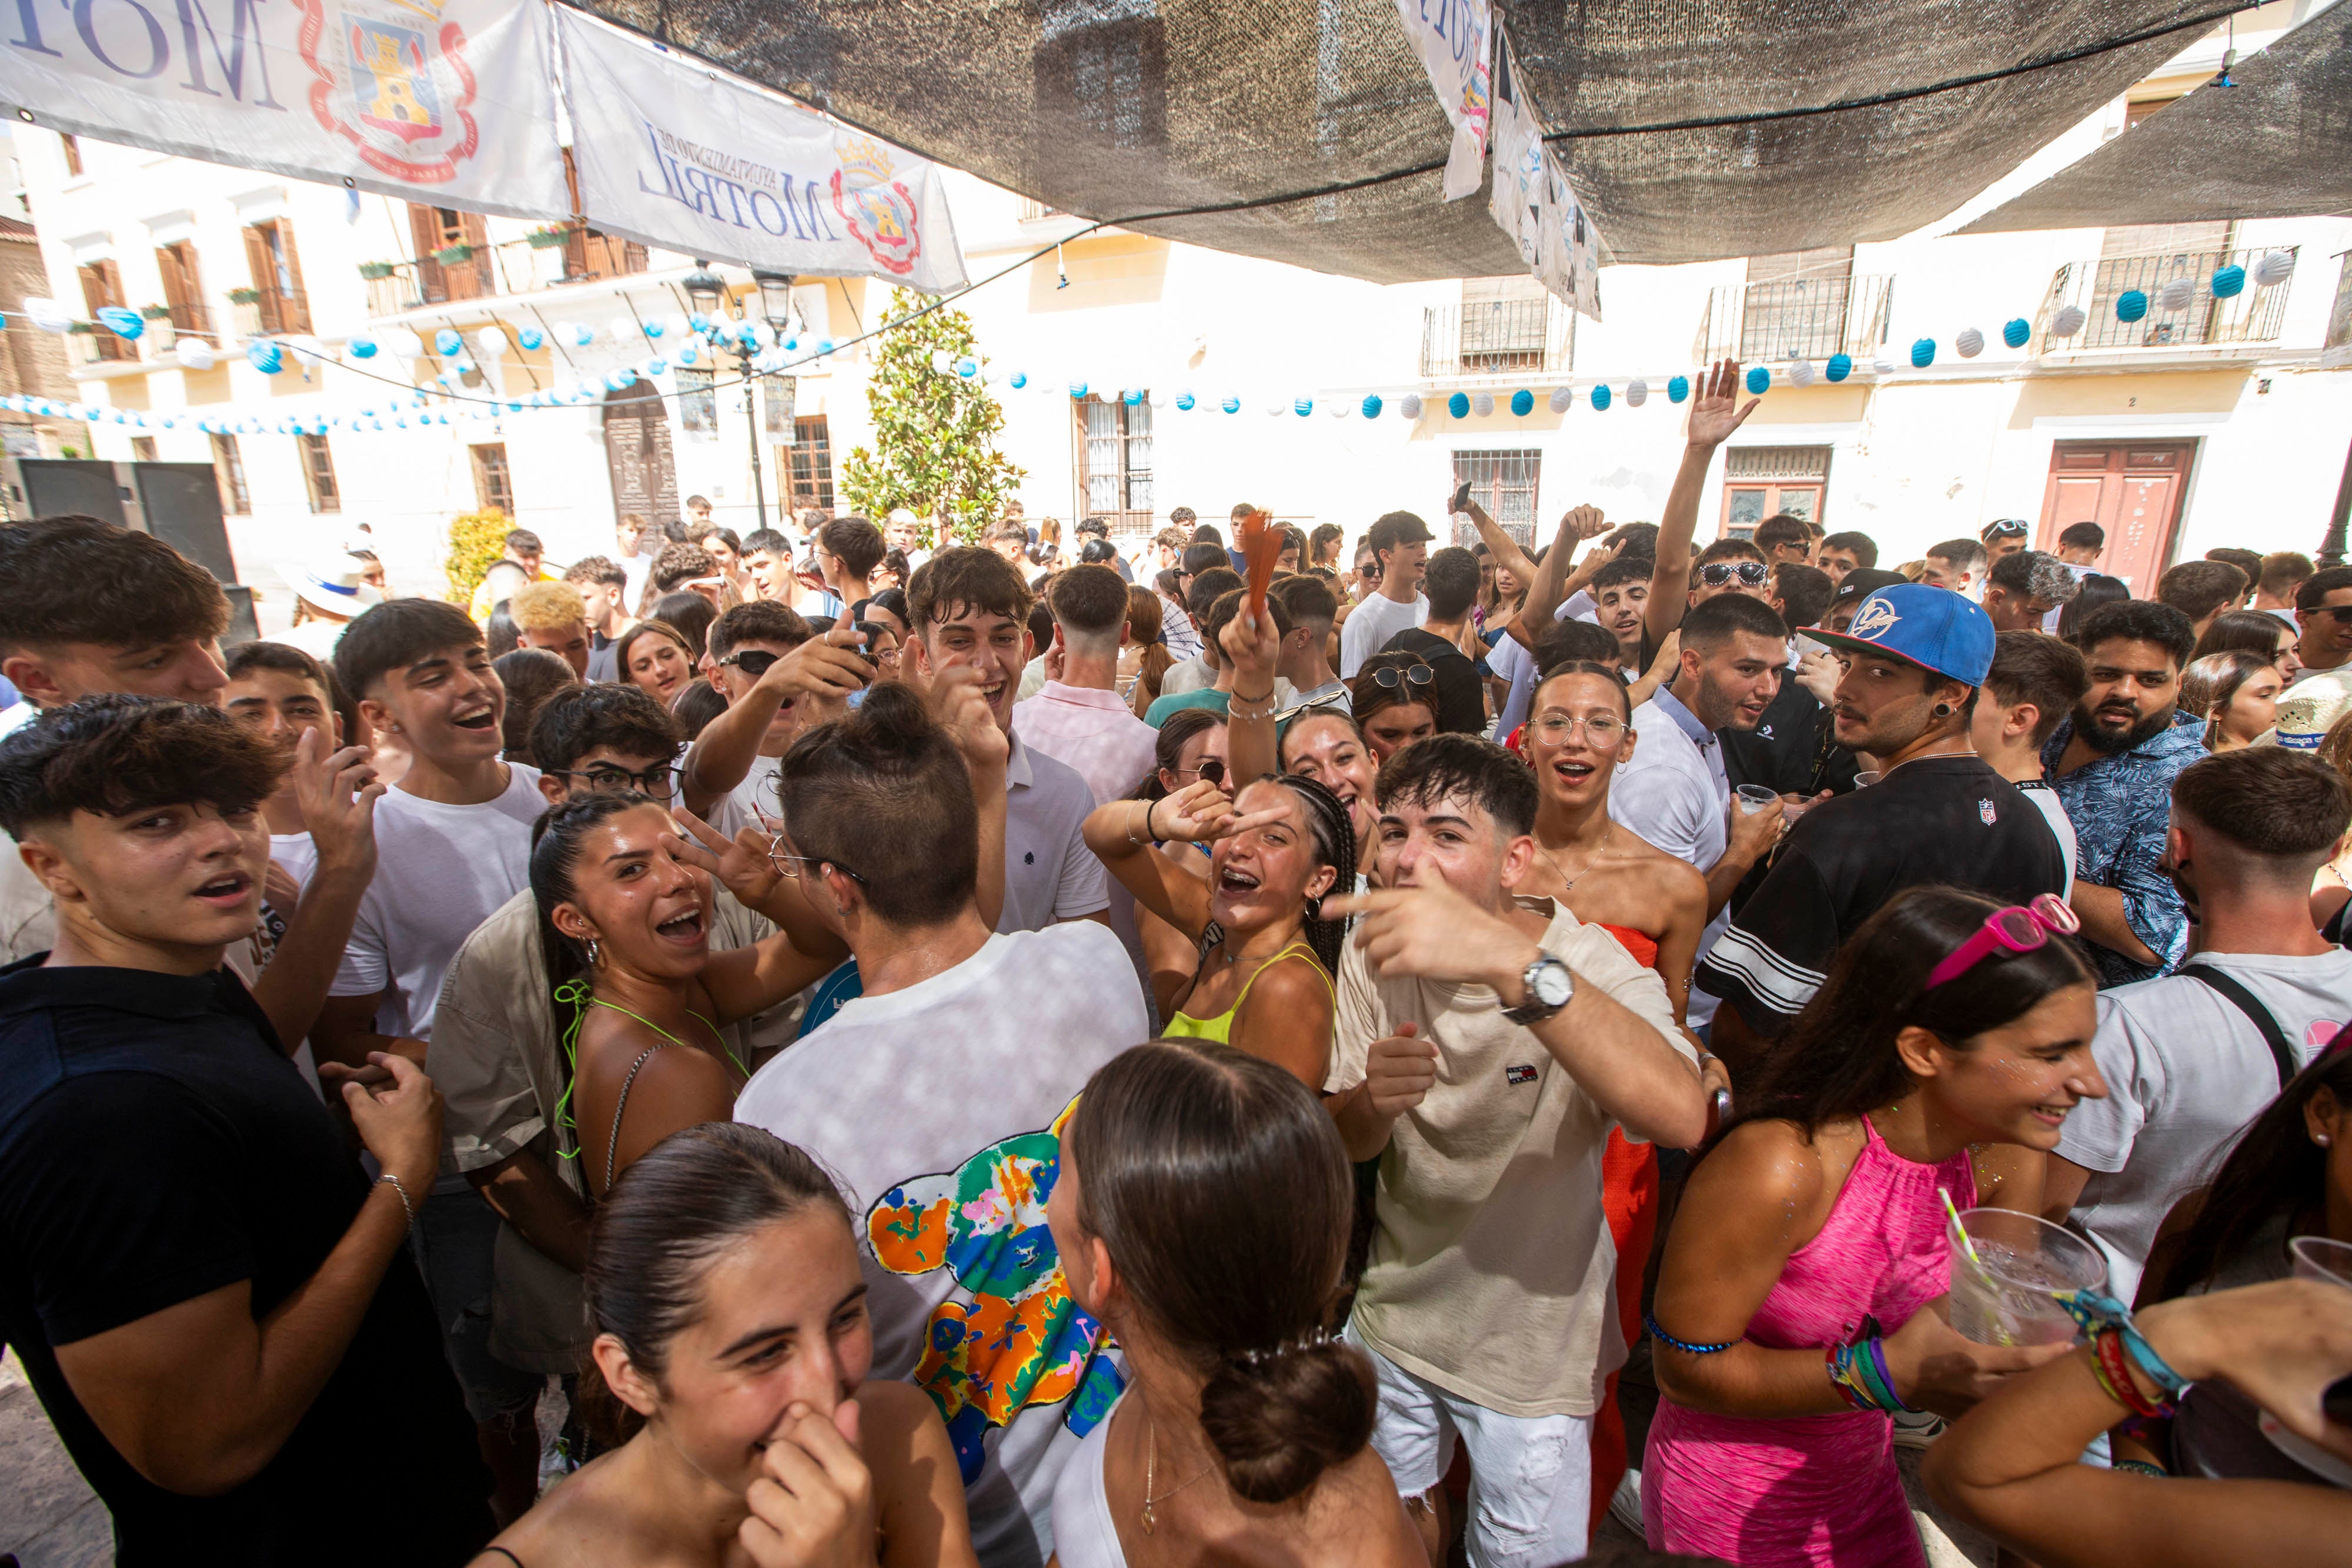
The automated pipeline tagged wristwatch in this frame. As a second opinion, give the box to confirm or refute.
[1501,954,1574,1025]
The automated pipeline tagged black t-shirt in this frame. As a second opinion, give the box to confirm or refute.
[1380,627,1488,734]
[1696,755,2067,1036]
[0,959,489,1565]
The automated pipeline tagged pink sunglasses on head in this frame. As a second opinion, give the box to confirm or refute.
[1925,894,2080,990]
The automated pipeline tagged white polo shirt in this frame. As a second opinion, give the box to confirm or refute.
[1001,733,1111,932]
[1608,686,1730,1027]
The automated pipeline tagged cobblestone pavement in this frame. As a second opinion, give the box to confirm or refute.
[2,1349,109,1568]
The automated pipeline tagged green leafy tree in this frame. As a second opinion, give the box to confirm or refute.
[840,289,1023,546]
[443,506,512,604]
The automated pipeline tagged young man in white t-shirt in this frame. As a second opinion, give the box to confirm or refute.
[678,601,873,838]
[733,683,1146,1566]
[315,597,552,1522]
[1339,510,1433,677]
[1973,630,2088,897]
[2047,748,2352,1302]
[1321,735,1704,1568]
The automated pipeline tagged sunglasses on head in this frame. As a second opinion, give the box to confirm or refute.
[1925,894,2080,989]
[1984,518,2030,537]
[1699,560,1770,588]
[1364,663,1435,691]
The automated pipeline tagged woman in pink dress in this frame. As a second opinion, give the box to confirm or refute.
[1645,886,2108,1566]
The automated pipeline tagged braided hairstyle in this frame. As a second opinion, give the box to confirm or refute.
[1250,771,1355,978]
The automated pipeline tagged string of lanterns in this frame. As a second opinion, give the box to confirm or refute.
[6,249,2296,436]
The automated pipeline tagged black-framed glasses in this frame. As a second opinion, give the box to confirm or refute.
[718,649,781,677]
[1699,560,1771,588]
[550,762,680,797]
[2311,606,2352,624]
[1983,517,2030,537]
[1363,663,1434,691]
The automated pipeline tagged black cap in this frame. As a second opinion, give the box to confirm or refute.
[1828,568,1909,618]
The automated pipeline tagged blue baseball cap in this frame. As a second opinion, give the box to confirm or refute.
[1810,583,1994,687]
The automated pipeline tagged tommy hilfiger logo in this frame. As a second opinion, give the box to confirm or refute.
[1506,1064,1539,1086]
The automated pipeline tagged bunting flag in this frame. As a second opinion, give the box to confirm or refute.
[1393,0,1494,202]
[1485,41,1543,266]
[1537,155,1605,324]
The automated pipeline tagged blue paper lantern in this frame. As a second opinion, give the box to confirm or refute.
[247,340,283,374]
[643,319,664,339]
[1910,337,1937,368]
[2115,289,2148,323]
[96,306,145,340]
[433,328,462,355]
[957,357,980,379]
[676,342,700,366]
[1008,371,1027,390]
[688,312,711,333]
[1448,392,1470,419]
[1360,394,1382,419]
[1667,376,1690,403]
[1589,383,1612,411]
[2002,318,2031,349]
[1826,353,1853,382]
[646,357,667,376]
[1069,381,1088,399]
[1128,389,1147,407]
[1221,396,1241,414]
[2211,263,2246,299]
[1509,389,1534,416]
[517,326,544,352]
[1745,365,1770,395]
[1168,390,1190,411]
[816,339,835,355]
[1294,396,1313,416]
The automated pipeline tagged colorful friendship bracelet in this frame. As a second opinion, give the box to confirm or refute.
[2093,1329,2175,1419]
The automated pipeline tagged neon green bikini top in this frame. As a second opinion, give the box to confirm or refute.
[1162,941,1332,1045]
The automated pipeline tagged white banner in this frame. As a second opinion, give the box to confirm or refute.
[1393,0,1492,202]
[0,0,566,218]
[557,8,967,293]
[1485,41,1543,266]
[1536,154,1604,324]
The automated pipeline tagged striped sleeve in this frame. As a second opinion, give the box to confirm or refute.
[1695,850,1838,1035]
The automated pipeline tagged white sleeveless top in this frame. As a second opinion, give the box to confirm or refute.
[1048,1392,1127,1568]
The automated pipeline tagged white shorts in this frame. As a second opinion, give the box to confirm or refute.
[1348,1325,1593,1568]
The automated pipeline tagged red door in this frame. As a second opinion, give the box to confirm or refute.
[2037,441,2194,594]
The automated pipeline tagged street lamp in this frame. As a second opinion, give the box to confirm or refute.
[680,259,785,531]
[751,268,798,335]
[681,260,726,320]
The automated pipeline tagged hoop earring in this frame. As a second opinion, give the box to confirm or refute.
[1304,895,1324,922]
[584,937,600,967]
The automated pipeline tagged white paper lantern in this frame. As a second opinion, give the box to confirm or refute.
[1547,386,1574,413]
[1398,393,1423,419]
[386,327,426,359]
[2254,250,2296,287]
[179,338,216,372]
[1471,391,1495,416]
[1264,398,1285,416]
[474,326,508,362]
[2157,277,2197,312]
[1787,359,1815,386]
[663,313,693,341]
[2050,305,2087,339]
[1625,379,1649,407]
[23,296,71,333]
[930,349,955,373]
[1955,327,1984,359]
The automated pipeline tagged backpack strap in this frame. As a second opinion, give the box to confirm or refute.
[2180,965,2299,1088]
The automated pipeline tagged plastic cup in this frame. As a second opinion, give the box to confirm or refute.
[1945,1207,2107,1346]
[1735,783,1778,815]
[1855,770,1883,789]
[2290,1236,2352,1288]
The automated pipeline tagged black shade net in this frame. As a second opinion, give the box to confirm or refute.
[560,0,2246,279]
[1959,0,2352,234]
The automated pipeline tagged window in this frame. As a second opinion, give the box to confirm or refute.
[676,367,717,435]
[296,432,339,513]
[242,219,311,333]
[471,443,514,516]
[2327,252,2352,357]
[131,436,158,462]
[1452,450,1541,543]
[787,415,834,513]
[1458,277,1553,371]
[153,240,212,339]
[409,204,492,302]
[1075,396,1152,524]
[1740,248,1855,362]
[211,433,250,515]
[75,259,131,362]
[59,133,81,177]
[760,373,797,439]
[1722,445,1832,532]
[566,227,648,282]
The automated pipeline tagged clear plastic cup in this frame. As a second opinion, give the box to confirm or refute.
[1735,783,1778,815]
[1855,770,1883,789]
[2290,1236,2352,1288]
[1946,1207,2107,1346]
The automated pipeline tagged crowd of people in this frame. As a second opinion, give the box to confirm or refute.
[1,355,2349,1568]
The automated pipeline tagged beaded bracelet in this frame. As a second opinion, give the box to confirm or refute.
[1644,1313,1738,1355]
[2112,1459,2169,1479]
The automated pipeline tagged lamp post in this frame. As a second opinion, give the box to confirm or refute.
[682,260,799,531]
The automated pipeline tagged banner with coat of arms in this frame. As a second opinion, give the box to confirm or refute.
[555,7,967,294]
[0,0,566,218]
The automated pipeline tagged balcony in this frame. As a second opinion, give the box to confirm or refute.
[2035,246,2294,353]
[360,229,651,319]
[66,326,132,365]
[231,289,310,339]
[1696,275,1894,365]
[1420,298,1576,377]
[161,301,215,342]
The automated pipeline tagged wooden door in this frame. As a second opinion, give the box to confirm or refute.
[603,384,679,535]
[2037,440,2194,594]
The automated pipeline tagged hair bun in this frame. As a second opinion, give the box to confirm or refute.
[1197,1335,1376,1503]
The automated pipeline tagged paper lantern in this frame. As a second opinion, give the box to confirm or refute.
[347,334,378,360]
[2115,289,2148,323]
[475,326,508,361]
[247,340,283,374]
[1667,375,1690,403]
[2051,305,2087,337]
[2157,278,2196,312]
[1825,353,1852,382]
[1788,358,1815,386]
[609,316,641,343]
[1745,365,1770,394]
[1590,383,1613,411]
[1625,379,1649,407]
[1174,387,1193,410]
[1068,381,1088,399]
[1217,396,1237,413]
[1265,398,1285,417]
[1509,389,1534,416]
[2211,264,2246,299]
[930,349,954,373]
[1327,398,1349,418]
[1471,391,1494,416]
[1448,392,1470,418]
[2254,250,2296,287]
[1360,394,1382,417]
[960,358,981,379]
[1008,371,1028,390]
[644,357,667,377]
[1398,393,1423,419]
[1955,327,1984,358]
[179,339,216,372]
[1547,386,1574,413]
[96,306,145,340]
[431,327,460,356]
[677,342,701,367]
[564,323,594,349]
[1909,337,1937,367]
[1872,357,1895,375]
[23,297,71,333]
[2002,319,2031,349]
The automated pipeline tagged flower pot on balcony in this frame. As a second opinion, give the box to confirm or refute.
[526,227,570,250]
[358,261,398,280]
[228,287,262,305]
[433,244,475,266]
[139,309,177,353]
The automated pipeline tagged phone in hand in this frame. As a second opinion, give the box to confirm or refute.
[1449,480,1472,515]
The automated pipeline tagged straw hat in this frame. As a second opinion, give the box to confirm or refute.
[282,555,385,620]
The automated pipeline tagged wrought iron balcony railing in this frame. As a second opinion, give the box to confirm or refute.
[2036,246,2295,353]
[1696,275,1894,366]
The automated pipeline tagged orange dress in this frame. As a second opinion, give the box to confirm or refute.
[1591,922,1665,1534]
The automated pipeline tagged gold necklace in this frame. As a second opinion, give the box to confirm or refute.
[1538,824,1615,894]
[1141,1408,1215,1536]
